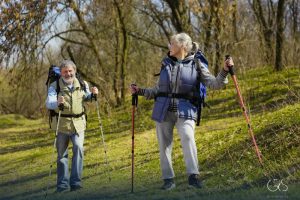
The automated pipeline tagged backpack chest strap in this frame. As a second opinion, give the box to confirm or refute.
[156,92,198,101]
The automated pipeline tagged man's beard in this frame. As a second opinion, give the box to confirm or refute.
[62,75,74,85]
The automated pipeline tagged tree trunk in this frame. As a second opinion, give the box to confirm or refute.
[275,0,285,71]
[291,0,299,37]
[114,0,130,105]
[202,1,213,53]
[113,13,122,105]
[164,0,192,34]
[232,0,239,42]
[68,0,103,69]
[212,0,222,76]
[251,0,274,64]
[290,0,300,66]
[120,27,129,103]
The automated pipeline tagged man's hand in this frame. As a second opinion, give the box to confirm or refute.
[91,87,99,95]
[57,96,65,105]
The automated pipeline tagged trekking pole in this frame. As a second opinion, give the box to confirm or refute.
[45,102,64,198]
[93,93,111,182]
[131,92,138,193]
[226,55,263,166]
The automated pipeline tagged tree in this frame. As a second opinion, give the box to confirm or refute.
[67,0,103,68]
[210,0,223,76]
[1,0,299,117]
[164,0,192,34]
[249,0,276,65]
[287,0,300,66]
[274,0,285,71]
[113,0,131,105]
[0,1,54,65]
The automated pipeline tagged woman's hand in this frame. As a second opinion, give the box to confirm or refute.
[224,56,234,72]
[130,84,139,94]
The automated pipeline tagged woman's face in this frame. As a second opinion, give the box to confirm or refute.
[169,40,182,57]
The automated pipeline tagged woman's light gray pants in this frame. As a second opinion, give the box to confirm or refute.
[155,111,199,179]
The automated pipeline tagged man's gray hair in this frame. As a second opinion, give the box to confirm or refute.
[59,60,77,71]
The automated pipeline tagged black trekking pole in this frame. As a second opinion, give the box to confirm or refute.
[93,93,111,182]
[226,55,263,166]
[131,92,138,193]
[45,102,64,198]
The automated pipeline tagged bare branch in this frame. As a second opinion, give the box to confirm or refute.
[42,29,88,49]
[128,31,168,49]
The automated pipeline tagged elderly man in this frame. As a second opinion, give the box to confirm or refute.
[46,60,98,192]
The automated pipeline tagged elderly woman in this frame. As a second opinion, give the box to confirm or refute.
[131,33,234,190]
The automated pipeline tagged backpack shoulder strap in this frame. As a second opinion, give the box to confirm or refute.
[56,80,60,95]
[154,54,176,77]
[194,50,208,66]
[194,50,209,70]
[48,79,60,95]
[76,73,87,92]
[154,64,165,77]
[193,50,209,126]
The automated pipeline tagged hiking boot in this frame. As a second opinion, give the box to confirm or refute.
[70,185,82,192]
[55,187,69,193]
[161,178,176,190]
[188,174,202,189]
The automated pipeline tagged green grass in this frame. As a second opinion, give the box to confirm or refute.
[0,66,299,200]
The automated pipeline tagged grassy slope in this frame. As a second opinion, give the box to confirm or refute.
[0,66,299,200]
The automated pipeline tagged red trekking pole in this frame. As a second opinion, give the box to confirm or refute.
[131,92,138,193]
[226,55,263,166]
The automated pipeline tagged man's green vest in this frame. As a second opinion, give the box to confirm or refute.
[50,78,87,134]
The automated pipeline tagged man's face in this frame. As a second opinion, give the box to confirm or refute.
[61,66,75,85]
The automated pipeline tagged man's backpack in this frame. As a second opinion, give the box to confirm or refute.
[45,65,87,94]
[45,65,88,127]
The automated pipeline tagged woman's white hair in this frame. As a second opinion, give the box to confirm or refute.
[59,60,77,71]
[171,32,199,53]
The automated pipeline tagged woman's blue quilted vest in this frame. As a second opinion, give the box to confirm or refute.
[152,55,199,122]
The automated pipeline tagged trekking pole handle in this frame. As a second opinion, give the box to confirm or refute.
[58,103,64,111]
[90,86,98,101]
[225,55,234,76]
[58,93,64,111]
[131,83,138,106]
[132,94,138,106]
[92,93,97,101]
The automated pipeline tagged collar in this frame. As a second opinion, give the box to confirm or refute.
[60,78,81,92]
[166,51,194,63]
